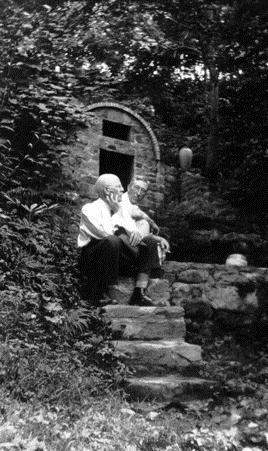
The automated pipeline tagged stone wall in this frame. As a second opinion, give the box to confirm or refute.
[164,261,268,329]
[115,261,268,331]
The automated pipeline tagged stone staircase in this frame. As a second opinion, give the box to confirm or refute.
[102,277,213,402]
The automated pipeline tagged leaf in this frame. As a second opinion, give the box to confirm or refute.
[43,5,52,12]
[44,316,62,324]
[42,295,51,301]
[0,126,15,137]
[25,260,42,269]
[44,302,63,312]
[37,103,49,112]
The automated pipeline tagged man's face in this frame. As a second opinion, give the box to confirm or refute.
[107,181,124,202]
[128,181,148,204]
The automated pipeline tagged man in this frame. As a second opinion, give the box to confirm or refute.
[78,174,166,306]
[113,180,159,236]
[113,179,169,264]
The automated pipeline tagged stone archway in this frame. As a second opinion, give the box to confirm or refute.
[61,101,165,213]
[85,102,160,161]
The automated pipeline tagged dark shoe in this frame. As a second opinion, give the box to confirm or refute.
[99,285,119,306]
[99,294,118,306]
[129,288,154,306]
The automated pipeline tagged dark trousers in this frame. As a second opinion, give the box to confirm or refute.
[79,233,160,301]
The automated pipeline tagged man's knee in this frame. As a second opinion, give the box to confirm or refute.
[142,235,158,248]
[136,219,150,235]
[102,235,121,249]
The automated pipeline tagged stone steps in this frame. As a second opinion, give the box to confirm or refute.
[125,375,215,402]
[101,280,212,402]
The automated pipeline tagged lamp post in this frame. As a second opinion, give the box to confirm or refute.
[179,146,193,172]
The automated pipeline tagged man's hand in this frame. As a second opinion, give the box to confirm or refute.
[160,237,170,252]
[155,236,170,253]
[106,191,121,213]
[129,230,143,246]
[150,220,160,235]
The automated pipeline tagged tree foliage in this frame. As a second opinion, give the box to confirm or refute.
[73,0,267,218]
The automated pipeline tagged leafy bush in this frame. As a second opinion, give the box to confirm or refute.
[0,339,122,405]
[0,182,128,404]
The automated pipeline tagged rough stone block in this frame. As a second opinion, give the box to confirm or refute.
[76,131,91,145]
[113,278,135,304]
[131,125,143,134]
[177,269,210,284]
[163,261,189,282]
[172,282,202,299]
[206,286,258,313]
[244,292,259,310]
[205,286,240,310]
[171,283,190,306]
[135,134,151,145]
[203,286,258,312]
[147,279,170,306]
[113,339,202,375]
[103,305,185,340]
[171,283,213,318]
[213,270,250,285]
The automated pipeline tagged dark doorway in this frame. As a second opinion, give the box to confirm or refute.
[99,149,134,190]
[102,119,131,141]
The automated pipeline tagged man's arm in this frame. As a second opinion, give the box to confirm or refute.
[131,205,160,235]
[112,204,144,246]
[81,204,114,240]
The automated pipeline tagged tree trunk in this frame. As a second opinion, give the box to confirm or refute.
[205,65,219,176]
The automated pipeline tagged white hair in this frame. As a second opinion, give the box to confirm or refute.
[94,173,121,197]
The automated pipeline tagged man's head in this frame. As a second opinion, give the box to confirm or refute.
[94,174,123,201]
[127,179,149,204]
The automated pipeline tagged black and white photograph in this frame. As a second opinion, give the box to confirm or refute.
[0,0,267,449]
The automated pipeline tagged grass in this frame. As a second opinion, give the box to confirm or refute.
[0,390,182,451]
[1,359,267,451]
[0,324,267,451]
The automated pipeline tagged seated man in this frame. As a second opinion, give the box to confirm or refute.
[78,173,167,306]
[113,179,169,264]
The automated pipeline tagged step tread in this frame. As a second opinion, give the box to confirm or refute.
[106,317,185,340]
[113,339,199,348]
[113,340,202,375]
[102,305,184,318]
[127,375,213,385]
[125,375,215,402]
[113,339,201,363]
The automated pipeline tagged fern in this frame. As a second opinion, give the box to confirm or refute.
[62,308,92,336]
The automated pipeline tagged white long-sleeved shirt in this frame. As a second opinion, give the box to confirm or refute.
[77,198,115,248]
[78,194,150,248]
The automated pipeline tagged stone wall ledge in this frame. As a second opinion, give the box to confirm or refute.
[163,261,268,326]
[163,260,268,276]
[111,261,267,329]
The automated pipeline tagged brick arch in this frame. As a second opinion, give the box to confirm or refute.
[85,102,160,161]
